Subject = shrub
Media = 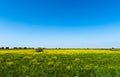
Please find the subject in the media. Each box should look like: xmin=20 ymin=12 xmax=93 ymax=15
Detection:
xmin=36 ymin=48 xmax=43 ymax=52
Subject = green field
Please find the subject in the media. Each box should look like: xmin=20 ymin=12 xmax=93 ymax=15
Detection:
xmin=0 ymin=49 xmax=120 ymax=77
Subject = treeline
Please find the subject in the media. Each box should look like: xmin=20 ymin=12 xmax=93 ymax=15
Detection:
xmin=0 ymin=47 xmax=120 ymax=50
xmin=0 ymin=47 xmax=35 ymax=50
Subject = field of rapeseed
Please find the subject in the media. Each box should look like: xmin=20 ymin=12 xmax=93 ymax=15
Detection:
xmin=0 ymin=49 xmax=120 ymax=77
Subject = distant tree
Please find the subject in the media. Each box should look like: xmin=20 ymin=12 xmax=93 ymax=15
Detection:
xmin=27 ymin=47 xmax=35 ymax=49
xmin=31 ymin=48 xmax=35 ymax=49
xmin=36 ymin=48 xmax=43 ymax=52
xmin=23 ymin=47 xmax=27 ymax=49
xmin=43 ymin=48 xmax=46 ymax=49
xmin=1 ymin=47 xmax=4 ymax=49
xmin=6 ymin=47 xmax=9 ymax=49
xmin=13 ymin=47 xmax=18 ymax=49
xmin=18 ymin=47 xmax=22 ymax=49
xmin=111 ymin=47 xmax=115 ymax=50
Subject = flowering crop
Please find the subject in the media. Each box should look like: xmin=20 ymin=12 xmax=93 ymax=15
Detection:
xmin=0 ymin=49 xmax=120 ymax=77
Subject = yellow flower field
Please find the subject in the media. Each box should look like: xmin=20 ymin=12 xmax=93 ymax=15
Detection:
xmin=0 ymin=49 xmax=120 ymax=54
xmin=0 ymin=49 xmax=120 ymax=77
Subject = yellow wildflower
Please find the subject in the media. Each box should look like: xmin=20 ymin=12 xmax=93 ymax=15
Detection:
xmin=52 ymin=56 xmax=57 ymax=60
xmin=66 ymin=65 xmax=72 ymax=70
xmin=23 ymin=56 xmax=32 ymax=59
xmin=47 ymin=61 xmax=54 ymax=66
xmin=74 ymin=58 xmax=80 ymax=62
xmin=6 ymin=61 xmax=14 ymax=65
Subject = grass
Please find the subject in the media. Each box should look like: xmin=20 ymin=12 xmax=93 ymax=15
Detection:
xmin=0 ymin=49 xmax=120 ymax=77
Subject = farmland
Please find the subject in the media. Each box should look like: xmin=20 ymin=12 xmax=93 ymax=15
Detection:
xmin=0 ymin=49 xmax=120 ymax=77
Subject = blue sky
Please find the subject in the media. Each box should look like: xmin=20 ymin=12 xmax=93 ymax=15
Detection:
xmin=0 ymin=0 xmax=120 ymax=48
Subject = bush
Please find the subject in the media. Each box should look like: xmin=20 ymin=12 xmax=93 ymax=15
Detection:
xmin=36 ymin=48 xmax=43 ymax=52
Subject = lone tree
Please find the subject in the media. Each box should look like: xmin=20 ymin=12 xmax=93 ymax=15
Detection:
xmin=36 ymin=48 xmax=43 ymax=52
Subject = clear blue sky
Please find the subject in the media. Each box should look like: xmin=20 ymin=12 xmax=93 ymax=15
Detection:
xmin=0 ymin=0 xmax=120 ymax=48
